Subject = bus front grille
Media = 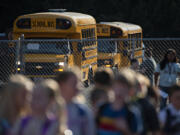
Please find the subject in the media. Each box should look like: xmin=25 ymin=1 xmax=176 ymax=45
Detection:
xmin=24 ymin=62 xmax=57 ymax=75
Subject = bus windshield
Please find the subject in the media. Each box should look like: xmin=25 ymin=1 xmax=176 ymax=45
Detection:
xmin=24 ymin=39 xmax=72 ymax=54
xmin=98 ymin=40 xmax=117 ymax=53
xmin=25 ymin=41 xmax=70 ymax=54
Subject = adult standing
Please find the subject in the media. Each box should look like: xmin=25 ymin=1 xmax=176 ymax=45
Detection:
xmin=140 ymin=48 xmax=157 ymax=85
xmin=154 ymin=49 xmax=180 ymax=108
xmin=154 ymin=49 xmax=180 ymax=94
xmin=130 ymin=58 xmax=140 ymax=72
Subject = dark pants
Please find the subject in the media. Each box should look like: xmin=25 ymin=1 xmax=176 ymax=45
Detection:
xmin=159 ymin=86 xmax=170 ymax=110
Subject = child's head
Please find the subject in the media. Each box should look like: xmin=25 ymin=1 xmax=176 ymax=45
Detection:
xmin=31 ymin=79 xmax=61 ymax=114
xmin=130 ymin=58 xmax=139 ymax=71
xmin=113 ymin=69 xmax=137 ymax=103
xmin=56 ymin=69 xmax=79 ymax=103
xmin=169 ymin=84 xmax=180 ymax=110
xmin=144 ymin=48 xmax=153 ymax=58
xmin=94 ymin=68 xmax=114 ymax=90
xmin=0 ymin=74 xmax=33 ymax=122
xmin=135 ymin=73 xmax=150 ymax=98
xmin=9 ymin=75 xmax=34 ymax=110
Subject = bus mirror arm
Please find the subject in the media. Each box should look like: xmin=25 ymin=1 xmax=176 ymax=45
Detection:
xmin=67 ymin=41 xmax=71 ymax=54
xmin=64 ymin=56 xmax=68 ymax=66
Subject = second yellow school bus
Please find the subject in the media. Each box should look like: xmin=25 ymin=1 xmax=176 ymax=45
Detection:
xmin=97 ymin=22 xmax=143 ymax=69
xmin=13 ymin=10 xmax=97 ymax=83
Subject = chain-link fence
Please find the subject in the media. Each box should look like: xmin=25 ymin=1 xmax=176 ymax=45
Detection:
xmin=0 ymin=40 xmax=17 ymax=82
xmin=143 ymin=38 xmax=180 ymax=63
xmin=0 ymin=38 xmax=180 ymax=84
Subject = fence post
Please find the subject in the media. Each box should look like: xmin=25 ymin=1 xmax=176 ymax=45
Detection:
xmin=19 ymin=34 xmax=25 ymax=74
xmin=15 ymin=38 xmax=21 ymax=73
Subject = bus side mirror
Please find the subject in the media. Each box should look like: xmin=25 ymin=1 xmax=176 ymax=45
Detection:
xmin=115 ymin=41 xmax=118 ymax=53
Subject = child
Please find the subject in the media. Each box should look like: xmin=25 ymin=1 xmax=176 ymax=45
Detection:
xmin=56 ymin=69 xmax=96 ymax=135
xmin=93 ymin=67 xmax=114 ymax=91
xmin=135 ymin=73 xmax=160 ymax=135
xmin=159 ymin=84 xmax=180 ymax=135
xmin=89 ymin=68 xmax=114 ymax=115
xmin=0 ymin=74 xmax=34 ymax=135
xmin=96 ymin=69 xmax=140 ymax=135
xmin=130 ymin=58 xmax=140 ymax=72
xmin=12 ymin=79 xmax=66 ymax=135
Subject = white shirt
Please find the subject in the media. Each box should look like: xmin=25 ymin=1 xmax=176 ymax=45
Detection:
xmin=66 ymin=101 xmax=96 ymax=135
xmin=155 ymin=63 xmax=180 ymax=87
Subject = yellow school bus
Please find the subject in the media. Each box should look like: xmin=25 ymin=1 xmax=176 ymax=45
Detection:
xmin=97 ymin=22 xmax=143 ymax=69
xmin=13 ymin=10 xmax=97 ymax=83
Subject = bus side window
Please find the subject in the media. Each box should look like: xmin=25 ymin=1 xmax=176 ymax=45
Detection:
xmin=128 ymin=34 xmax=131 ymax=50
xmin=78 ymin=42 xmax=82 ymax=52
xmin=139 ymin=33 xmax=142 ymax=48
xmin=136 ymin=34 xmax=139 ymax=48
xmin=82 ymin=50 xmax=86 ymax=60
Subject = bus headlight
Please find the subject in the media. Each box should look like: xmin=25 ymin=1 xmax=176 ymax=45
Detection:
xmin=54 ymin=68 xmax=64 ymax=72
xmin=105 ymin=65 xmax=111 ymax=68
xmin=55 ymin=62 xmax=64 ymax=66
xmin=58 ymin=62 xmax=64 ymax=66
xmin=16 ymin=61 xmax=21 ymax=65
xmin=57 ymin=68 xmax=64 ymax=72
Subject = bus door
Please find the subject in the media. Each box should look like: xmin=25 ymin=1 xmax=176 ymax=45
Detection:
xmin=131 ymin=34 xmax=136 ymax=59
xmin=120 ymin=37 xmax=131 ymax=67
xmin=133 ymin=33 xmax=143 ymax=63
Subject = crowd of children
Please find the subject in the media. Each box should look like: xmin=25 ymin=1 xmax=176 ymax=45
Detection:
xmin=0 ymin=49 xmax=180 ymax=135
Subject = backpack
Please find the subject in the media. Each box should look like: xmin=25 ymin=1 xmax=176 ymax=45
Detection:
xmin=163 ymin=108 xmax=180 ymax=135
xmin=18 ymin=116 xmax=55 ymax=135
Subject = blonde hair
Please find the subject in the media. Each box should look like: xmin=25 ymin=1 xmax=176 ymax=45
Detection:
xmin=0 ymin=74 xmax=34 ymax=124
xmin=10 ymin=74 xmax=34 ymax=91
xmin=35 ymin=79 xmax=67 ymax=134
xmin=136 ymin=73 xmax=150 ymax=87
xmin=136 ymin=73 xmax=150 ymax=98
xmin=115 ymin=68 xmax=137 ymax=89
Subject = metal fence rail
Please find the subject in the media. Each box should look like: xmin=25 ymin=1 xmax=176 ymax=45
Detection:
xmin=0 ymin=38 xmax=180 ymax=83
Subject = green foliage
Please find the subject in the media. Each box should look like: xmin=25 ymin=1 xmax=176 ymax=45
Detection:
xmin=0 ymin=0 xmax=179 ymax=37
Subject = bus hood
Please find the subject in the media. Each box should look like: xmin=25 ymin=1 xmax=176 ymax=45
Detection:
xmin=25 ymin=54 xmax=66 ymax=62
xmin=98 ymin=53 xmax=117 ymax=59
